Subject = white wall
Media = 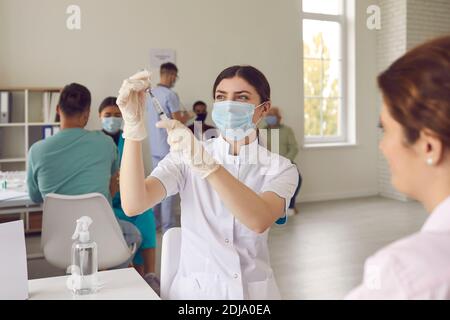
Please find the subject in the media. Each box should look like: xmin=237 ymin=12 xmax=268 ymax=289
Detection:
xmin=407 ymin=0 xmax=450 ymax=49
xmin=377 ymin=0 xmax=408 ymax=201
xmin=0 ymin=0 xmax=380 ymax=203
xmin=0 ymin=0 xmax=303 ymax=128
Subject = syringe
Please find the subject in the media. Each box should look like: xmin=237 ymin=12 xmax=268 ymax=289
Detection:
xmin=145 ymin=88 xmax=169 ymax=121
xmin=129 ymin=70 xmax=170 ymax=121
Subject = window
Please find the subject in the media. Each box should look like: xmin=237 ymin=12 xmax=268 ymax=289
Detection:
xmin=302 ymin=0 xmax=348 ymax=144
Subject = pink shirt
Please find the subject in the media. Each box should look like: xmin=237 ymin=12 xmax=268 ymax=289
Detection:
xmin=346 ymin=196 xmax=450 ymax=300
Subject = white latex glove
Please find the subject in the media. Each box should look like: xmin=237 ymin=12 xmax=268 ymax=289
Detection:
xmin=156 ymin=119 xmax=221 ymax=179
xmin=186 ymin=110 xmax=197 ymax=119
xmin=116 ymin=70 xmax=151 ymax=141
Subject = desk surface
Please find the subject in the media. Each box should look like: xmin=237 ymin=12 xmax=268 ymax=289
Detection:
xmin=28 ymin=268 xmax=160 ymax=300
xmin=0 ymin=190 xmax=36 ymax=208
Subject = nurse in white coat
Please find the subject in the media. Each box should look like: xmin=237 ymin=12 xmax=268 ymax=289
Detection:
xmin=117 ymin=65 xmax=299 ymax=300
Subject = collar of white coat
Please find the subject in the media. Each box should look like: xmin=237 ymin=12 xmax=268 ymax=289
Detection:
xmin=215 ymin=135 xmax=260 ymax=164
xmin=421 ymin=195 xmax=450 ymax=233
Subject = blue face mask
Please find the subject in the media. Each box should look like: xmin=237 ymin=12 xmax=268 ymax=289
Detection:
xmin=102 ymin=117 xmax=123 ymax=134
xmin=265 ymin=115 xmax=278 ymax=126
xmin=212 ymin=101 xmax=266 ymax=141
xmin=195 ymin=113 xmax=207 ymax=122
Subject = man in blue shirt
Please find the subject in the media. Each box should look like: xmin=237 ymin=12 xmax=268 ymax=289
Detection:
xmin=147 ymin=63 xmax=191 ymax=233
xmin=27 ymin=83 xmax=141 ymax=267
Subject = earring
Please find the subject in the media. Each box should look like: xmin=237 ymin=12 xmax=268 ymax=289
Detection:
xmin=426 ymin=158 xmax=434 ymax=166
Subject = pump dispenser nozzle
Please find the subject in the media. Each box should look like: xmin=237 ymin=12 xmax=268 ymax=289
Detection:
xmin=72 ymin=216 xmax=93 ymax=243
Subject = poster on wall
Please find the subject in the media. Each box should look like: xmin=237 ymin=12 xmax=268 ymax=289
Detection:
xmin=149 ymin=48 xmax=176 ymax=69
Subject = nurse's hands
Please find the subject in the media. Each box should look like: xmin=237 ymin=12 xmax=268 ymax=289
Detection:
xmin=116 ymin=70 xmax=151 ymax=141
xmin=156 ymin=119 xmax=221 ymax=179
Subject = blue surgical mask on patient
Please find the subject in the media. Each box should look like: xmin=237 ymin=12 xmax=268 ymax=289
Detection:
xmin=102 ymin=117 xmax=123 ymax=134
xmin=212 ymin=101 xmax=266 ymax=141
xmin=264 ymin=115 xmax=278 ymax=126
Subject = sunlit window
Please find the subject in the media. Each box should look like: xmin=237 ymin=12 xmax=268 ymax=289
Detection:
xmin=303 ymin=0 xmax=342 ymax=15
xmin=302 ymin=0 xmax=347 ymax=144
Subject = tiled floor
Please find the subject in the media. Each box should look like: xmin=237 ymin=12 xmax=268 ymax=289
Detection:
xmin=269 ymin=196 xmax=427 ymax=299
xmin=26 ymin=196 xmax=428 ymax=300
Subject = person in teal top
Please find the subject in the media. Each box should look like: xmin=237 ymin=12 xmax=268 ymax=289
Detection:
xmin=28 ymin=85 xmax=119 ymax=203
xmin=98 ymin=97 xmax=158 ymax=282
xmin=27 ymin=83 xmax=142 ymax=269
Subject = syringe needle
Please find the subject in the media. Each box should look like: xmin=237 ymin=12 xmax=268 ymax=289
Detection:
xmin=146 ymin=89 xmax=169 ymax=120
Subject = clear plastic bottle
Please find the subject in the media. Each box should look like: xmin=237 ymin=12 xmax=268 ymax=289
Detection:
xmin=69 ymin=216 xmax=98 ymax=295
xmin=0 ymin=172 xmax=7 ymax=190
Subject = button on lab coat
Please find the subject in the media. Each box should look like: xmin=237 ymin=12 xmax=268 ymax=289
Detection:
xmin=151 ymin=136 xmax=299 ymax=300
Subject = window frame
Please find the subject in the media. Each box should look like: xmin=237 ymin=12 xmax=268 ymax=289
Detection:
xmin=301 ymin=0 xmax=349 ymax=145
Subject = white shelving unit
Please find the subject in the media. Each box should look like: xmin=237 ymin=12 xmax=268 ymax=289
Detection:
xmin=0 ymin=87 xmax=62 ymax=172
xmin=0 ymin=87 xmax=62 ymax=233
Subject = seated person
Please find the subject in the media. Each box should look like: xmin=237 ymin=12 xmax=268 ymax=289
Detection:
xmin=259 ymin=107 xmax=302 ymax=216
xmin=98 ymin=97 xmax=159 ymax=286
xmin=27 ymin=83 xmax=141 ymax=268
xmin=188 ymin=100 xmax=218 ymax=140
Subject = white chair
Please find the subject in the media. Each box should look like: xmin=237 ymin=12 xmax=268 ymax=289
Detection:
xmin=160 ymin=227 xmax=182 ymax=300
xmin=41 ymin=193 xmax=136 ymax=270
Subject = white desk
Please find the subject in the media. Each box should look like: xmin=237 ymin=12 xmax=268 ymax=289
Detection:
xmin=0 ymin=190 xmax=38 ymax=210
xmin=28 ymin=268 xmax=161 ymax=300
xmin=0 ymin=190 xmax=42 ymax=232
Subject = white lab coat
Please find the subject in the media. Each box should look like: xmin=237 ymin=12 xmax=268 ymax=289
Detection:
xmin=151 ymin=136 xmax=299 ymax=300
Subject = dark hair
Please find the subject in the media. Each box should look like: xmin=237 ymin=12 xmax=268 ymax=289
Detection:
xmin=192 ymin=100 xmax=207 ymax=110
xmin=160 ymin=62 xmax=178 ymax=74
xmin=58 ymin=83 xmax=91 ymax=117
xmin=98 ymin=96 xmax=118 ymax=114
xmin=212 ymin=65 xmax=271 ymax=103
xmin=378 ymin=35 xmax=450 ymax=147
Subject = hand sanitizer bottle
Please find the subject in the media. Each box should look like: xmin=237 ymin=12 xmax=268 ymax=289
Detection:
xmin=69 ymin=216 xmax=98 ymax=295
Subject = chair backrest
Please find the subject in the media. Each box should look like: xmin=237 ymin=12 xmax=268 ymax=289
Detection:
xmin=160 ymin=227 xmax=182 ymax=300
xmin=41 ymin=193 xmax=131 ymax=270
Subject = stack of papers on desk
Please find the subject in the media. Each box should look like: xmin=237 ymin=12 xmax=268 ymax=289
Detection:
xmin=0 ymin=190 xmax=29 ymax=202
